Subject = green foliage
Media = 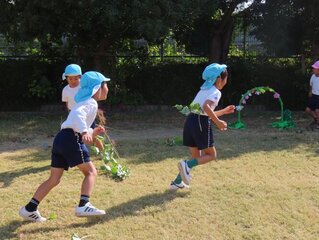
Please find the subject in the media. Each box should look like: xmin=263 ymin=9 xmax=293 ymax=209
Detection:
xmin=0 ymin=59 xmax=65 ymax=110
xmin=91 ymin=135 xmax=130 ymax=181
xmin=250 ymin=0 xmax=319 ymax=57
xmin=28 ymin=76 xmax=54 ymax=99
xmin=48 ymin=212 xmax=57 ymax=220
xmin=125 ymin=62 xmax=204 ymax=105
xmin=174 ymin=102 xmax=202 ymax=116
xmin=0 ymin=0 xmax=209 ymax=61
xmin=165 ymin=136 xmax=182 ymax=146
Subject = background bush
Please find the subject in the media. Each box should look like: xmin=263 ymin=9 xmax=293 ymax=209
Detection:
xmin=0 ymin=57 xmax=310 ymax=111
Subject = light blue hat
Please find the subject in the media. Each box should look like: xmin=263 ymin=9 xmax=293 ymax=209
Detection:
xmin=75 ymin=71 xmax=110 ymax=103
xmin=201 ymin=63 xmax=227 ymax=90
xmin=62 ymin=64 xmax=82 ymax=80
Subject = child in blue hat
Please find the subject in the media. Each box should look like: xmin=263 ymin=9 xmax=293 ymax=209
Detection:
xmin=19 ymin=71 xmax=110 ymax=222
xmin=170 ymin=63 xmax=235 ymax=190
xmin=61 ymin=64 xmax=105 ymax=152
xmin=62 ymin=64 xmax=82 ymax=111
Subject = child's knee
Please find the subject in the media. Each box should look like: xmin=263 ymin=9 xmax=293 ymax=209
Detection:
xmin=84 ymin=168 xmax=97 ymax=177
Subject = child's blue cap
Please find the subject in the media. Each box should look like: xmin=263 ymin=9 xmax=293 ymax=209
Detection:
xmin=75 ymin=71 xmax=110 ymax=103
xmin=62 ymin=64 xmax=82 ymax=80
xmin=201 ymin=63 xmax=227 ymax=90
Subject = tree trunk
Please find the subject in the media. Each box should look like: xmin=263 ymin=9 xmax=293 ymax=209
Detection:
xmin=208 ymin=3 xmax=236 ymax=63
xmin=209 ymin=20 xmax=234 ymax=63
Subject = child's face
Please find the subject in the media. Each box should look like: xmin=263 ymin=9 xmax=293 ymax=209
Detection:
xmin=66 ymin=75 xmax=81 ymax=88
xmin=215 ymin=76 xmax=228 ymax=90
xmin=312 ymin=68 xmax=319 ymax=77
xmin=93 ymin=82 xmax=108 ymax=101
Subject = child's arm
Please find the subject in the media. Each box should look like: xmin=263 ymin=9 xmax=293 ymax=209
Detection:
xmin=65 ymin=102 xmax=70 ymax=112
xmin=215 ymin=105 xmax=236 ymax=117
xmin=203 ymin=100 xmax=227 ymax=130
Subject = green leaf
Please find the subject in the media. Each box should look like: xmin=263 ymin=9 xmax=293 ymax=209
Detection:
xmin=180 ymin=106 xmax=190 ymax=115
xmin=90 ymin=146 xmax=100 ymax=154
xmin=96 ymin=135 xmax=104 ymax=141
xmin=174 ymin=104 xmax=183 ymax=111
xmin=48 ymin=212 xmax=57 ymax=220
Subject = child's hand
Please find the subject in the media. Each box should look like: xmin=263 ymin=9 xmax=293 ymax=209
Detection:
xmin=216 ymin=120 xmax=227 ymax=131
xmin=82 ymin=132 xmax=93 ymax=144
xmin=93 ymin=126 xmax=106 ymax=136
xmin=225 ymin=105 xmax=236 ymax=114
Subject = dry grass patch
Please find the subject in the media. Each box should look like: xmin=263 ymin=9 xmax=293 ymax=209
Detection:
xmin=0 ymin=111 xmax=318 ymax=240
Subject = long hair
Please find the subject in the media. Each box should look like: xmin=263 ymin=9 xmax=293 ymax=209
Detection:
xmin=96 ymin=109 xmax=106 ymax=126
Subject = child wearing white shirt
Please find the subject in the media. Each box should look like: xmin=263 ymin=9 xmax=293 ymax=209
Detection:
xmin=61 ymin=64 xmax=82 ymax=111
xmin=170 ymin=63 xmax=235 ymax=190
xmin=19 ymin=71 xmax=110 ymax=222
xmin=305 ymin=60 xmax=319 ymax=129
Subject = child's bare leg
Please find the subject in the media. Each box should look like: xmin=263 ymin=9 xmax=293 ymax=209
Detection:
xmin=189 ymin=147 xmax=201 ymax=158
xmin=197 ymin=147 xmax=217 ymax=165
xmin=305 ymin=107 xmax=317 ymax=120
xmin=33 ymin=167 xmax=64 ymax=202
xmin=77 ymin=162 xmax=97 ymax=196
xmin=75 ymin=162 xmax=105 ymax=216
xmin=22 ymin=167 xmax=64 ymax=214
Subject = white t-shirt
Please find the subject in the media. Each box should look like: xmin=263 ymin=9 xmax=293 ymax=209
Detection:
xmin=62 ymin=85 xmax=80 ymax=110
xmin=193 ymin=86 xmax=221 ymax=115
xmin=61 ymin=98 xmax=97 ymax=135
xmin=310 ymin=74 xmax=319 ymax=95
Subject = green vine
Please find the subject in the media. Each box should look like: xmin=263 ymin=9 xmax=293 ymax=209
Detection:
xmin=174 ymin=102 xmax=202 ymax=115
xmin=91 ymin=135 xmax=130 ymax=181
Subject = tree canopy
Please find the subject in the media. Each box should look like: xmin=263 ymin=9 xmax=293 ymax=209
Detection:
xmin=250 ymin=0 xmax=319 ymax=59
xmin=0 ymin=0 xmax=318 ymax=65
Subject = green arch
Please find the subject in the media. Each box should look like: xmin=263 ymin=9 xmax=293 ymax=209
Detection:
xmin=229 ymin=86 xmax=295 ymax=129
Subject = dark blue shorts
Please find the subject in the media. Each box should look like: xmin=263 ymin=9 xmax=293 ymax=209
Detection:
xmin=51 ymin=129 xmax=91 ymax=170
xmin=306 ymin=94 xmax=319 ymax=111
xmin=183 ymin=113 xmax=214 ymax=150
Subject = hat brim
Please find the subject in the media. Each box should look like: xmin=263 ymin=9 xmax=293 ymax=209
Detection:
xmin=62 ymin=73 xmax=81 ymax=80
xmin=92 ymin=84 xmax=101 ymax=96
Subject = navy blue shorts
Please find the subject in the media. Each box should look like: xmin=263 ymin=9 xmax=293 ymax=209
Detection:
xmin=306 ymin=94 xmax=319 ymax=111
xmin=183 ymin=113 xmax=214 ymax=150
xmin=51 ymin=129 xmax=91 ymax=170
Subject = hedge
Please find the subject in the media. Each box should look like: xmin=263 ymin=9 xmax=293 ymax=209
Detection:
xmin=0 ymin=57 xmax=309 ymax=111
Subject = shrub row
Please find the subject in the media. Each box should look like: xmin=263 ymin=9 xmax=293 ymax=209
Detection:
xmin=0 ymin=57 xmax=309 ymax=111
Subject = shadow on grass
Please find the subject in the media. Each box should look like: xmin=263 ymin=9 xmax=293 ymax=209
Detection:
xmin=0 ymin=165 xmax=49 ymax=188
xmin=0 ymin=220 xmax=29 ymax=239
xmin=14 ymin=190 xmax=189 ymax=237
xmin=123 ymin=127 xmax=319 ymax=165
xmin=72 ymin=190 xmax=189 ymax=227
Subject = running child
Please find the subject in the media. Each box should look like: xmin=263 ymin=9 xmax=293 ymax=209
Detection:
xmin=62 ymin=64 xmax=82 ymax=111
xmin=19 ymin=71 xmax=110 ymax=222
xmin=305 ymin=60 xmax=319 ymax=129
xmin=170 ymin=63 xmax=235 ymax=190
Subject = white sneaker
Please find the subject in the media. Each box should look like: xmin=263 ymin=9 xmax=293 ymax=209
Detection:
xmin=169 ymin=181 xmax=189 ymax=191
xmin=19 ymin=207 xmax=47 ymax=222
xmin=178 ymin=160 xmax=191 ymax=185
xmin=75 ymin=202 xmax=105 ymax=217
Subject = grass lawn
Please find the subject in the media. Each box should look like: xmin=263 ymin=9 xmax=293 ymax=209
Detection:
xmin=0 ymin=110 xmax=318 ymax=240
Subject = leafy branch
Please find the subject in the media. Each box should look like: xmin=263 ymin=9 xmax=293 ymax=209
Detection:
xmin=174 ymin=102 xmax=202 ymax=116
xmin=91 ymin=135 xmax=130 ymax=181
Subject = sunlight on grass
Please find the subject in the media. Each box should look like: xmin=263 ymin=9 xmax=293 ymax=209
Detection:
xmin=0 ymin=112 xmax=318 ymax=239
